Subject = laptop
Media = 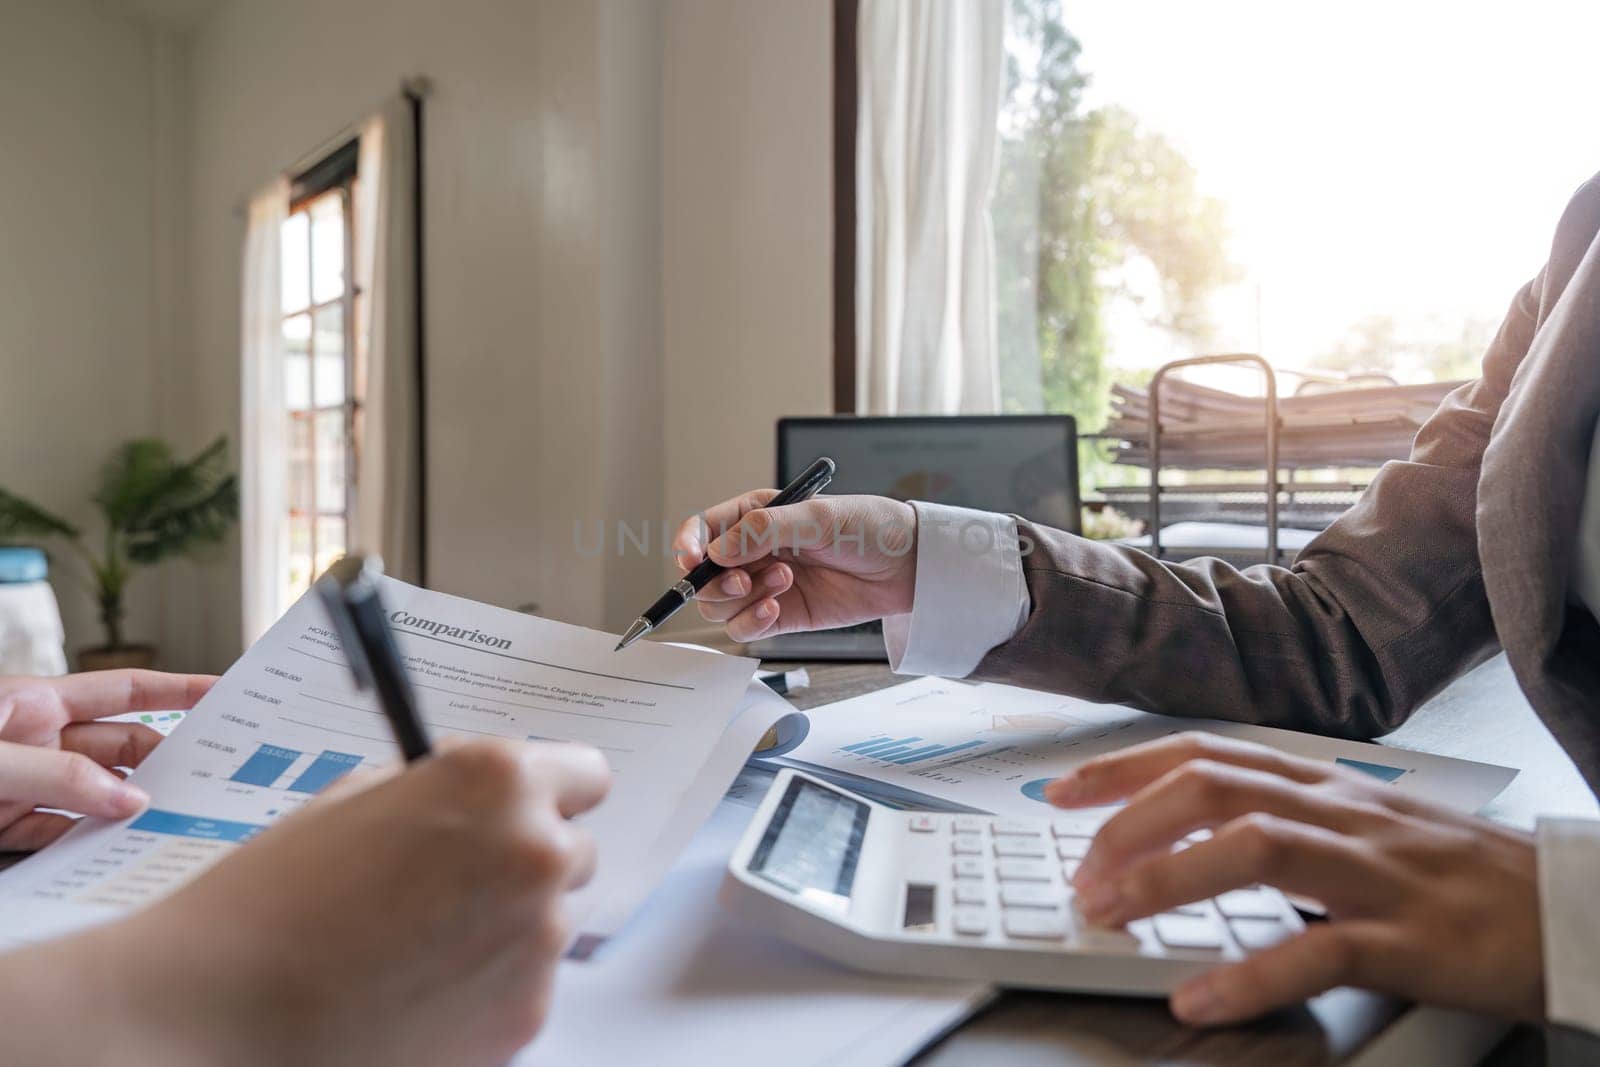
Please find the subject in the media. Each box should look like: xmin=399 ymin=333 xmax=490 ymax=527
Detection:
xmin=751 ymin=415 xmax=1080 ymax=661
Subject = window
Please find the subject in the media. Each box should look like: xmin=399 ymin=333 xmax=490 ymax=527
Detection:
xmin=991 ymin=0 xmax=1598 ymax=426
xmin=279 ymin=183 xmax=360 ymax=609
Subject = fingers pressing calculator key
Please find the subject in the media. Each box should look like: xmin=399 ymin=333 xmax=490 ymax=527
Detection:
xmin=723 ymin=770 xmax=1305 ymax=996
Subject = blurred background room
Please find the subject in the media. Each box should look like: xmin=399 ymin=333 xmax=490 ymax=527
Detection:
xmin=0 ymin=0 xmax=1594 ymax=674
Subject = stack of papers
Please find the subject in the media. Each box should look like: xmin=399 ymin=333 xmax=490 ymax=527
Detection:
xmin=1107 ymin=377 xmax=1463 ymax=471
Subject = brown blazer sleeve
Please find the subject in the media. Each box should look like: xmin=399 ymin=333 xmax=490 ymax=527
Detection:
xmin=969 ymin=274 xmax=1543 ymax=739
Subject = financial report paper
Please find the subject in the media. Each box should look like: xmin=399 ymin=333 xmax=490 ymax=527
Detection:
xmin=0 ymin=578 xmax=767 ymax=948
xmin=765 ymin=677 xmax=1518 ymax=819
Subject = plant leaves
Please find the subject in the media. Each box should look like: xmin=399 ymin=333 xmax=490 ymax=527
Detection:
xmin=0 ymin=486 xmax=80 ymax=542
xmin=124 ymin=477 xmax=239 ymax=563
xmin=94 ymin=435 xmax=238 ymax=564
xmin=95 ymin=437 xmax=234 ymax=530
xmin=93 ymin=439 xmax=178 ymax=527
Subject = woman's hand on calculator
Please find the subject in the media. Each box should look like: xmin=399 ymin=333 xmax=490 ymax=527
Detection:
xmin=672 ymin=491 xmax=918 ymax=642
xmin=1045 ymin=733 xmax=1543 ymax=1028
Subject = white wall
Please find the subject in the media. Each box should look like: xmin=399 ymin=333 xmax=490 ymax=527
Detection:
xmin=0 ymin=1 xmax=183 ymax=662
xmin=172 ymin=0 xmax=833 ymax=670
xmin=2 ymin=0 xmax=832 ymax=671
xmin=661 ymin=0 xmax=834 ymax=552
xmin=177 ymin=0 xmax=653 ymax=670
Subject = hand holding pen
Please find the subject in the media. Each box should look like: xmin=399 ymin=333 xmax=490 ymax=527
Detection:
xmin=665 ymin=482 xmax=921 ymax=645
xmin=315 ymin=554 xmax=434 ymax=761
xmin=615 ymin=457 xmax=836 ymax=650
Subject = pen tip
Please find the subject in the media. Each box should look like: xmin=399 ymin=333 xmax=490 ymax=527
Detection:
xmin=614 ymin=618 xmax=651 ymax=652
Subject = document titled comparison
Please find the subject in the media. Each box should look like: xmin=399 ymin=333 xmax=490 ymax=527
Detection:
xmin=0 ymin=579 xmax=773 ymax=949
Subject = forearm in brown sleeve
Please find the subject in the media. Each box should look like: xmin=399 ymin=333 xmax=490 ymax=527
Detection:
xmin=970 ymin=274 xmax=1544 ymax=738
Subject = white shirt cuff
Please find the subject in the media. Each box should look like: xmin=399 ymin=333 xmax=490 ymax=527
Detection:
xmin=883 ymin=502 xmax=1029 ymax=678
xmin=1539 ymin=816 xmax=1600 ymax=1034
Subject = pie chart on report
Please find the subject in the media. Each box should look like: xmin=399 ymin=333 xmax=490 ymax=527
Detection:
xmin=1020 ymin=778 xmax=1054 ymax=804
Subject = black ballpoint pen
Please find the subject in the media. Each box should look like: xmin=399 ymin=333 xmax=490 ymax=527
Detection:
xmin=614 ymin=456 xmax=836 ymax=651
xmin=315 ymin=554 xmax=434 ymax=762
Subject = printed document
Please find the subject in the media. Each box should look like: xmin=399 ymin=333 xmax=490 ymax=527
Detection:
xmin=763 ymin=677 xmax=1517 ymax=818
xmin=0 ymin=578 xmax=771 ymax=947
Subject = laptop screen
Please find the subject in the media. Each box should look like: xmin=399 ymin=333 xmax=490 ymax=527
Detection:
xmin=777 ymin=416 xmax=1080 ymax=533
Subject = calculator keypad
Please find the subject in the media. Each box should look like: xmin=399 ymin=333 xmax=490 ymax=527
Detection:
xmin=911 ymin=814 xmax=1297 ymax=958
xmin=1055 ymin=837 xmax=1091 ymax=860
xmin=1003 ymin=909 xmax=1069 ymax=939
xmin=952 ymin=907 xmax=991 ymax=935
xmin=999 ymin=883 xmax=1060 ymax=908
xmin=1152 ymin=913 xmax=1225 ymax=950
xmin=994 ymin=837 xmax=1050 ymax=858
xmin=952 ymin=881 xmax=988 ymax=906
xmin=994 ymin=858 xmax=1054 ymax=882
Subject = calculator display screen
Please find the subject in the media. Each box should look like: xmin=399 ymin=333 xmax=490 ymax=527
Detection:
xmin=749 ymin=777 xmax=870 ymax=911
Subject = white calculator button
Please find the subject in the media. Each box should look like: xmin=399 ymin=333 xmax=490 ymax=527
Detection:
xmin=1166 ymin=901 xmax=1209 ymax=917
xmin=1215 ymin=888 xmax=1283 ymax=919
xmin=1060 ymin=859 xmax=1080 ymax=881
xmin=1050 ymin=814 xmax=1101 ymax=838
xmin=995 ymin=858 xmax=1054 ymax=882
xmin=953 ymin=816 xmax=985 ymax=834
xmin=1153 ymin=913 xmax=1225 ymax=950
xmin=1075 ymin=923 xmax=1141 ymax=952
xmin=952 ymin=834 xmax=985 ymax=855
xmin=1002 ymin=909 xmax=1068 ymax=940
xmin=1228 ymin=917 xmax=1293 ymax=951
xmin=952 ymin=882 xmax=988 ymax=906
xmin=908 ymin=814 xmax=939 ymax=833
xmin=993 ymin=837 xmax=1050 ymax=858
xmin=1056 ymin=837 xmax=1092 ymax=860
xmin=953 ymin=907 xmax=991 ymax=936
xmin=953 ymin=857 xmax=986 ymax=879
xmin=991 ymin=818 xmax=1043 ymax=836
xmin=1000 ymin=883 xmax=1065 ymax=909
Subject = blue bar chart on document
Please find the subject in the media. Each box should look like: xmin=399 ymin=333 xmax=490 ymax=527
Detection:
xmin=767 ymin=677 xmax=1513 ymax=820
xmin=772 ymin=678 xmax=1172 ymax=817
xmin=0 ymin=574 xmax=767 ymax=950
xmin=10 ymin=726 xmax=387 ymax=913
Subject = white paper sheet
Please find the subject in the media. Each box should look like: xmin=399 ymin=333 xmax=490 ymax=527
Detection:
xmin=517 ymin=797 xmax=991 ymax=1067
xmin=767 ymin=677 xmax=1517 ymax=819
xmin=0 ymin=578 xmax=766 ymax=945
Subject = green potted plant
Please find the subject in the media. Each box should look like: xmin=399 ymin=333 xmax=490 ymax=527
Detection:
xmin=0 ymin=437 xmax=239 ymax=670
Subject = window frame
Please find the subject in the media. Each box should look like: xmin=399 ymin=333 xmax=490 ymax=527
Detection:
xmin=280 ymin=181 xmax=361 ymax=604
xmin=833 ymin=0 xmax=859 ymax=414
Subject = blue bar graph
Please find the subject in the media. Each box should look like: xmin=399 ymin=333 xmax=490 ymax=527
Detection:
xmin=891 ymin=740 xmax=985 ymax=765
xmin=864 ymin=743 xmax=923 ymax=760
xmin=287 ymin=750 xmax=363 ymax=794
xmin=837 ymin=735 xmax=988 ymax=766
xmin=842 ymin=736 xmax=920 ymax=755
xmin=129 ymin=809 xmax=266 ymax=843
xmin=229 ymin=744 xmax=301 ymax=787
xmin=1335 ymin=756 xmax=1407 ymax=783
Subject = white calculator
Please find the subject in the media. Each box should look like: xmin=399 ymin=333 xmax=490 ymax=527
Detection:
xmin=721 ymin=769 xmax=1304 ymax=995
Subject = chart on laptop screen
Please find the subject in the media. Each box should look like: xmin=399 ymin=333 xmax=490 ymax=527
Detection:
xmin=779 ymin=417 xmax=1079 ymax=532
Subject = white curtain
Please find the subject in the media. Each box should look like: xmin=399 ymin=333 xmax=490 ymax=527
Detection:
xmin=352 ymin=98 xmax=422 ymax=584
xmin=240 ymin=179 xmax=290 ymax=644
xmin=857 ymin=0 xmax=1006 ymax=414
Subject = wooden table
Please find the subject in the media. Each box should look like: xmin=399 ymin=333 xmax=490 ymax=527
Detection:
xmin=743 ymin=649 xmax=1597 ymax=1066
